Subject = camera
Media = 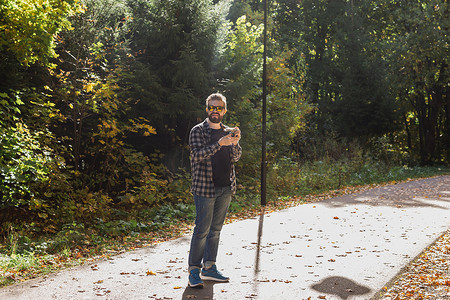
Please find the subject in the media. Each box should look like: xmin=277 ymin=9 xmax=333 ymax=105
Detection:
xmin=224 ymin=127 xmax=238 ymax=137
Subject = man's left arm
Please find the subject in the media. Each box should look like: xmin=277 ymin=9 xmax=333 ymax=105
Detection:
xmin=230 ymin=143 xmax=242 ymax=163
xmin=229 ymin=127 xmax=242 ymax=163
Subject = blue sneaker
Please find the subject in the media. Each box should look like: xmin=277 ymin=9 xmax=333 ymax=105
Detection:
xmin=188 ymin=268 xmax=204 ymax=288
xmin=200 ymin=265 xmax=229 ymax=282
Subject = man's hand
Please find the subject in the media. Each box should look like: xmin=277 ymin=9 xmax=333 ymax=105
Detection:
xmin=219 ymin=127 xmax=241 ymax=146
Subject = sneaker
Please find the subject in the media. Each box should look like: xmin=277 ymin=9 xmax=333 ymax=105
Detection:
xmin=188 ymin=268 xmax=204 ymax=288
xmin=200 ymin=265 xmax=230 ymax=282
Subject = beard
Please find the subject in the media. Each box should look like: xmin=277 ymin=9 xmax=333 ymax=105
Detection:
xmin=208 ymin=113 xmax=223 ymax=123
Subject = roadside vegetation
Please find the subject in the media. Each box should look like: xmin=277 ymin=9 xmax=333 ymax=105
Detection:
xmin=1 ymin=163 xmax=448 ymax=287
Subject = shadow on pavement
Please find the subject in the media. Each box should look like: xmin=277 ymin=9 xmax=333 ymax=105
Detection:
xmin=254 ymin=207 xmax=265 ymax=275
xmin=180 ymin=208 xmax=268 ymax=300
xmin=311 ymin=276 xmax=371 ymax=300
xmin=181 ymin=281 xmax=228 ymax=299
xmin=322 ymin=176 xmax=450 ymax=209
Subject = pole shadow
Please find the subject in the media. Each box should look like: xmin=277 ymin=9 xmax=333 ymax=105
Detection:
xmin=254 ymin=206 xmax=265 ymax=275
xmin=250 ymin=207 xmax=266 ymax=298
xmin=311 ymin=276 xmax=371 ymax=300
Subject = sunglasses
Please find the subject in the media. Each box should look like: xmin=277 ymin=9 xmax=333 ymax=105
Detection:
xmin=207 ymin=105 xmax=225 ymax=112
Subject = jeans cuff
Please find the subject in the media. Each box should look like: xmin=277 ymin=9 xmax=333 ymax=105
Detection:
xmin=204 ymin=261 xmax=215 ymax=269
xmin=188 ymin=266 xmax=201 ymax=272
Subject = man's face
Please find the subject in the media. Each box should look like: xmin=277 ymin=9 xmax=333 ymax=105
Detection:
xmin=206 ymin=99 xmax=226 ymax=124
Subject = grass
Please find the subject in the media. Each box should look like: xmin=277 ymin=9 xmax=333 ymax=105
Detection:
xmin=0 ymin=163 xmax=448 ymax=287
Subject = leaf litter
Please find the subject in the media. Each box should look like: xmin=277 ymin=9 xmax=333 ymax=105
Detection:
xmin=379 ymin=229 xmax=450 ymax=300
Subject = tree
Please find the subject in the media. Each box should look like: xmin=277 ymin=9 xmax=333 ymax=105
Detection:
xmin=275 ymin=0 xmax=400 ymax=147
xmin=0 ymin=0 xmax=82 ymax=67
xmin=0 ymin=0 xmax=82 ymax=233
xmin=125 ymin=0 xmax=232 ymax=170
xmin=367 ymin=0 xmax=448 ymax=164
xmin=51 ymin=0 xmax=159 ymax=197
xmin=330 ymin=1 xmax=399 ymax=139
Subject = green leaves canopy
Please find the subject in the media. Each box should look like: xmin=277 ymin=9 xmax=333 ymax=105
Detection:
xmin=0 ymin=0 xmax=82 ymax=66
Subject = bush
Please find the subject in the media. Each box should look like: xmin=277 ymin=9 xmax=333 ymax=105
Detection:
xmin=0 ymin=123 xmax=51 ymax=209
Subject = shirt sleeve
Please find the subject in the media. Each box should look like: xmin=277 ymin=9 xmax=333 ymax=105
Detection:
xmin=189 ymin=125 xmax=221 ymax=163
xmin=230 ymin=143 xmax=242 ymax=163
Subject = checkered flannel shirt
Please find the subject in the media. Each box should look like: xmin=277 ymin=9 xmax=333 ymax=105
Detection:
xmin=189 ymin=119 xmax=242 ymax=198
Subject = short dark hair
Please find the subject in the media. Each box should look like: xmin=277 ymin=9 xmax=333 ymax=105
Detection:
xmin=205 ymin=93 xmax=227 ymax=109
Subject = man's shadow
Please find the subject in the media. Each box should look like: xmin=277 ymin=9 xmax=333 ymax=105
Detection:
xmin=181 ymin=282 xmax=228 ymax=299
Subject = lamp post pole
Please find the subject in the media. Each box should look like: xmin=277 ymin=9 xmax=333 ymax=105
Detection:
xmin=261 ymin=0 xmax=268 ymax=206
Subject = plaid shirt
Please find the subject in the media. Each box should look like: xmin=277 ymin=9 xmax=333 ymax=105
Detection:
xmin=189 ymin=119 xmax=242 ymax=198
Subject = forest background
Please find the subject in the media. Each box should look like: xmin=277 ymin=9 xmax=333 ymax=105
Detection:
xmin=0 ymin=0 xmax=448 ymax=283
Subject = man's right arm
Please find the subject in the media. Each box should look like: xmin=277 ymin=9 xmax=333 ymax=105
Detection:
xmin=189 ymin=126 xmax=221 ymax=164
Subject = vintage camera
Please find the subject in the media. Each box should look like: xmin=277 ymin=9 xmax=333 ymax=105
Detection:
xmin=224 ymin=127 xmax=238 ymax=137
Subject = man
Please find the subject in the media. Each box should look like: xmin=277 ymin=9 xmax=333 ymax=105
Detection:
xmin=187 ymin=93 xmax=242 ymax=288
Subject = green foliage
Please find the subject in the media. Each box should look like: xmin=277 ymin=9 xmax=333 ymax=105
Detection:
xmin=0 ymin=123 xmax=50 ymax=208
xmin=0 ymin=91 xmax=22 ymax=125
xmin=0 ymin=251 xmax=39 ymax=271
xmin=0 ymin=89 xmax=59 ymax=213
xmin=94 ymin=203 xmax=194 ymax=237
xmin=125 ymin=0 xmax=232 ymax=160
xmin=118 ymin=166 xmax=192 ymax=217
xmin=219 ymin=15 xmax=264 ymax=103
xmin=265 ymin=49 xmax=312 ymax=155
xmin=45 ymin=222 xmax=87 ymax=252
xmin=0 ymin=0 xmax=83 ymax=66
xmin=368 ymin=0 xmax=449 ymax=164
xmin=274 ymin=0 xmax=448 ymax=164
xmin=218 ymin=14 xmax=265 ymax=183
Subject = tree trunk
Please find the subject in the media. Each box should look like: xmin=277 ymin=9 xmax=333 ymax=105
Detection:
xmin=403 ymin=113 xmax=412 ymax=151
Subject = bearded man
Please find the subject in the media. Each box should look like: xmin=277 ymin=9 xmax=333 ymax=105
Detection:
xmin=187 ymin=93 xmax=242 ymax=288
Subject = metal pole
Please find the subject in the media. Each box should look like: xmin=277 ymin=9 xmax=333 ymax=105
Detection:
xmin=261 ymin=0 xmax=267 ymax=206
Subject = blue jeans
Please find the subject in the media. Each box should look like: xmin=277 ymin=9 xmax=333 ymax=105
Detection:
xmin=188 ymin=186 xmax=232 ymax=269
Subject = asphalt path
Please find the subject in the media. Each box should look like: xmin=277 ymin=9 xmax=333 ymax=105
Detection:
xmin=1 ymin=176 xmax=449 ymax=300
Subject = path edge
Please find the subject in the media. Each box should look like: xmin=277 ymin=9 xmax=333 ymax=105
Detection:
xmin=370 ymin=229 xmax=449 ymax=299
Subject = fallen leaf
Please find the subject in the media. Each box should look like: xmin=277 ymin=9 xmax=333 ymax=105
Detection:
xmin=147 ymin=270 xmax=156 ymax=276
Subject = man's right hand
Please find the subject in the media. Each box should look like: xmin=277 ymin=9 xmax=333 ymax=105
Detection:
xmin=218 ymin=133 xmax=240 ymax=146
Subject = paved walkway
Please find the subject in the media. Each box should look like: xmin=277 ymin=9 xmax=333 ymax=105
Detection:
xmin=1 ymin=176 xmax=449 ymax=300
